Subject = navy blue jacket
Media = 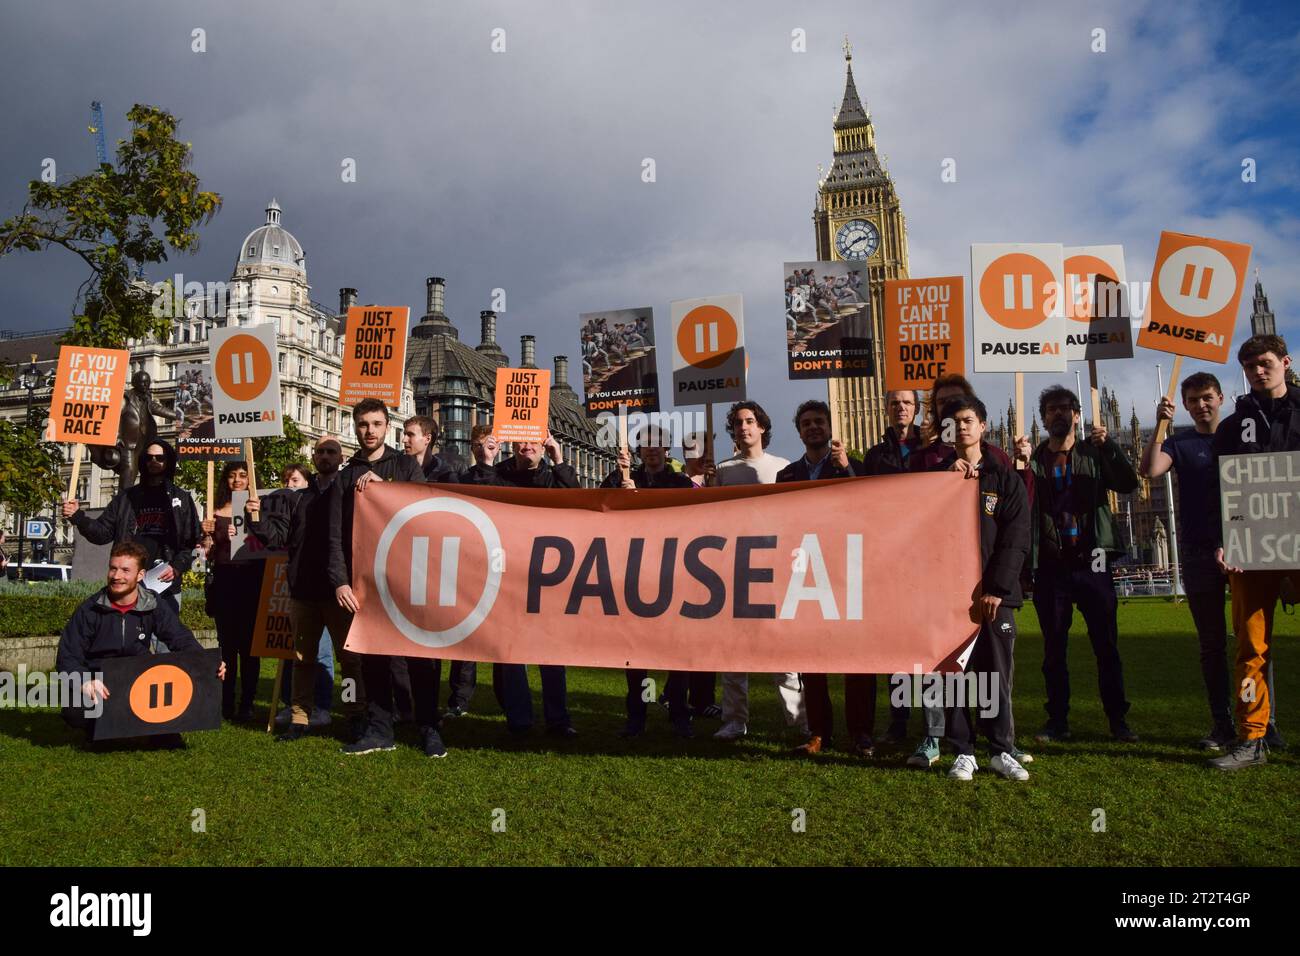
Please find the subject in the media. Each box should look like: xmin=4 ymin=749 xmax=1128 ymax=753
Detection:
xmin=56 ymin=587 xmax=202 ymax=673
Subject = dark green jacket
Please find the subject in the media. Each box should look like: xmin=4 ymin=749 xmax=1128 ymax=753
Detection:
xmin=1027 ymin=437 xmax=1139 ymax=569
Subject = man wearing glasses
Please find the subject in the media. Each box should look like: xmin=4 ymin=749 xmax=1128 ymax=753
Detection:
xmin=1015 ymin=386 xmax=1140 ymax=744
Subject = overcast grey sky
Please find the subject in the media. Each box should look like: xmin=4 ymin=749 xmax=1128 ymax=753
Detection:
xmin=2 ymin=0 xmax=1297 ymax=459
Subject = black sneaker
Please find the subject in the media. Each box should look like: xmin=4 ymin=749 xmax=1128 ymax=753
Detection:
xmin=853 ymin=734 xmax=876 ymax=757
xmin=1034 ymin=723 xmax=1071 ymax=743
xmin=1110 ymin=722 xmax=1139 ymax=743
xmin=421 ymin=726 xmax=447 ymax=758
xmin=341 ymin=735 xmax=397 ymax=756
xmin=1264 ymin=725 xmax=1288 ymax=752
xmin=276 ymin=724 xmax=309 ymax=743
xmin=1198 ymin=724 xmax=1236 ymax=751
xmin=1208 ymin=738 xmax=1268 ymax=771
xmin=347 ymin=715 xmax=368 ymax=743
xmin=546 ymin=724 xmax=578 ymax=738
xmin=443 ymin=705 xmax=467 ymax=719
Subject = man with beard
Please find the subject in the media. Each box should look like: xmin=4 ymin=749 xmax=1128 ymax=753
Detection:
xmin=777 ymin=400 xmax=871 ymax=756
xmin=1016 ymin=386 xmax=1139 ymax=744
xmin=463 ymin=428 xmax=580 ymax=737
xmin=329 ymin=399 xmax=444 ymax=758
xmin=62 ymin=439 xmax=201 ymax=616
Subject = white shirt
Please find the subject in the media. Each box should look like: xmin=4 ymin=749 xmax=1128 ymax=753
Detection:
xmin=716 ymin=452 xmax=790 ymax=486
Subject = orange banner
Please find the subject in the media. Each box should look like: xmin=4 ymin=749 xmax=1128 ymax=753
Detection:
xmin=49 ymin=346 xmax=129 ymax=445
xmin=340 ymin=305 xmax=410 ymax=406
xmin=346 ymin=477 xmax=982 ymax=673
xmin=251 ymin=555 xmax=295 ymax=659
xmin=493 ymin=367 xmax=551 ymax=443
xmin=883 ymin=276 xmax=965 ymax=391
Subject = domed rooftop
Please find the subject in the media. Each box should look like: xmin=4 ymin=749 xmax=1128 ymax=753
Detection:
xmin=237 ymin=199 xmax=305 ymax=272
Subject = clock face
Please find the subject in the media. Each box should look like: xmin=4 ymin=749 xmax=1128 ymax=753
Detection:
xmin=835 ymin=219 xmax=879 ymax=261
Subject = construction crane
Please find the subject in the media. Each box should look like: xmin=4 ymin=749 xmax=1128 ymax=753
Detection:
xmin=89 ymin=101 xmax=108 ymax=167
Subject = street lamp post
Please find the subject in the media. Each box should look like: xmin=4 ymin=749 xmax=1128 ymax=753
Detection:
xmin=14 ymin=355 xmax=41 ymax=582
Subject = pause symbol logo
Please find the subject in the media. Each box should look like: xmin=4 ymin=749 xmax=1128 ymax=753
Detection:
xmin=128 ymin=664 xmax=194 ymax=723
xmin=677 ymin=304 xmax=739 ymax=369
xmin=214 ymin=333 xmax=273 ymax=402
xmin=980 ymin=253 xmax=1058 ymax=330
xmin=1157 ymin=244 xmax=1237 ymax=319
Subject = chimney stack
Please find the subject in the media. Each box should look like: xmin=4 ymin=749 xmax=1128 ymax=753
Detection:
xmin=520 ymin=334 xmax=537 ymax=369
xmin=480 ymin=310 xmax=498 ymax=347
xmin=426 ymin=277 xmax=446 ymax=316
xmin=339 ymin=287 xmax=358 ymax=315
xmin=553 ymin=355 xmax=569 ymax=389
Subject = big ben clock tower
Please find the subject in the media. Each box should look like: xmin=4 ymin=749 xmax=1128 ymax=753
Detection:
xmin=813 ymin=38 xmax=911 ymax=452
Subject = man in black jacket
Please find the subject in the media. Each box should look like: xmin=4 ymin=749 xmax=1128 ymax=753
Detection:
xmin=1209 ymin=334 xmax=1299 ymax=770
xmin=862 ymin=389 xmax=923 ymax=476
xmin=329 ymin=399 xmax=445 ymax=758
xmin=62 ymin=439 xmax=201 ymax=614
xmin=260 ymin=438 xmax=368 ymax=743
xmin=57 ymin=541 xmax=225 ymax=746
xmin=463 ymin=428 xmax=579 ymax=736
xmin=925 ymin=396 xmax=1031 ymax=780
xmin=776 ymin=400 xmax=873 ymax=757
xmin=601 ymin=425 xmax=695 ymax=738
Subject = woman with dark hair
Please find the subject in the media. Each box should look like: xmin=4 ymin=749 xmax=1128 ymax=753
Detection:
xmin=200 ymin=460 xmax=263 ymax=721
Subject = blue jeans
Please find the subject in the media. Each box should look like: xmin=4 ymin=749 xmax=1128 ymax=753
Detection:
xmin=493 ymin=663 xmax=570 ymax=730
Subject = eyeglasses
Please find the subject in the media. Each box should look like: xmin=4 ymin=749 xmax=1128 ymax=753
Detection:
xmin=143 ymin=454 xmax=167 ymax=461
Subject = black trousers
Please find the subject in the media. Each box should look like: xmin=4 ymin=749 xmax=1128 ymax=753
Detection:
xmin=361 ymin=654 xmax=440 ymax=740
xmin=625 ymin=669 xmax=689 ymax=730
xmin=802 ymin=673 xmax=876 ymax=741
xmin=688 ymin=672 xmax=716 ymax=712
xmin=946 ymin=607 xmax=1016 ymax=757
xmin=212 ymin=562 xmax=262 ymax=717
xmin=441 ymin=660 xmax=477 ymax=711
xmin=1033 ymin=560 xmax=1130 ymax=727
xmin=1186 ymin=585 xmax=1233 ymax=730
xmin=390 ymin=657 xmax=414 ymax=721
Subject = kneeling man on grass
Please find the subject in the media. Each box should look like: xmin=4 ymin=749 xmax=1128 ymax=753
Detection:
xmin=56 ymin=542 xmax=225 ymax=748
xmin=923 ymin=396 xmax=1031 ymax=781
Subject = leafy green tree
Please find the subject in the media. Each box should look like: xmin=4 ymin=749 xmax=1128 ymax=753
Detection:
xmin=0 ymin=419 xmax=64 ymax=518
xmin=0 ymin=104 xmax=221 ymax=349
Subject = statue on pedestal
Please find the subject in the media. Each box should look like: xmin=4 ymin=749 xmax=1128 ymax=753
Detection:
xmin=87 ymin=370 xmax=173 ymax=492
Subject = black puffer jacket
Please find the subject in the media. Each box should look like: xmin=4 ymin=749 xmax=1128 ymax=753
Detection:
xmin=464 ymin=456 xmax=579 ymax=489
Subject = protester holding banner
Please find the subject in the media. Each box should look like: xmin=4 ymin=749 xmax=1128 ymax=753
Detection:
xmin=327 ymin=399 xmax=443 ymax=757
xmin=777 ymin=400 xmax=871 ymax=756
xmin=1139 ymin=372 xmax=1262 ymax=752
xmin=922 ymin=396 xmax=1031 ymax=780
xmin=863 ymin=390 xmax=923 ymax=475
xmin=1209 ymin=334 xmax=1298 ymax=770
xmin=1015 ymin=386 xmax=1139 ymax=744
xmin=199 ymin=460 xmax=263 ymax=721
xmin=62 ymin=439 xmax=201 ymax=614
xmin=261 ymin=439 xmax=368 ymax=743
xmin=713 ymin=400 xmax=806 ymax=741
xmin=56 ymin=542 xmax=225 ymax=748
xmin=601 ymin=426 xmax=696 ymax=738
xmin=464 ymin=429 xmax=579 ymax=737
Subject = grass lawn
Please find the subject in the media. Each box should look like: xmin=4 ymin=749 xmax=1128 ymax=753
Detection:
xmin=1 ymin=597 xmax=1296 ymax=866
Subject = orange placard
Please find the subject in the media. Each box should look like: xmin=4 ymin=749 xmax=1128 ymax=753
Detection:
xmin=49 ymin=346 xmax=129 ymax=445
xmin=1136 ymin=231 xmax=1251 ymax=363
xmin=883 ymin=276 xmax=965 ymax=391
xmin=346 ymin=476 xmax=983 ymax=673
xmin=492 ymin=367 xmax=551 ymax=443
xmin=340 ymin=305 xmax=410 ymax=406
xmin=251 ymin=555 xmax=295 ymax=659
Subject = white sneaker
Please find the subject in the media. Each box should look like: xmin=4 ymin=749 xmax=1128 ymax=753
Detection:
xmin=713 ymin=721 xmax=748 ymax=740
xmin=309 ymin=707 xmax=332 ymax=728
xmin=948 ymin=754 xmax=978 ymax=780
xmin=989 ymin=752 xmax=1029 ymax=781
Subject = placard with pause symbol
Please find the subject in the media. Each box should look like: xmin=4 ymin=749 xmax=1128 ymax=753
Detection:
xmin=970 ymin=242 xmax=1066 ymax=373
xmin=92 ymin=649 xmax=223 ymax=740
xmin=1136 ymin=230 xmax=1251 ymax=364
xmin=208 ymin=321 xmax=284 ymax=438
xmin=670 ymin=293 xmax=747 ymax=405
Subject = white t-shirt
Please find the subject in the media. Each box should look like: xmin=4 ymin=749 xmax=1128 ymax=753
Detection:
xmin=716 ymin=452 xmax=790 ymax=486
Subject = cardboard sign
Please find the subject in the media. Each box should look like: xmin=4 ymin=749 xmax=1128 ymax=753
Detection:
xmin=493 ymin=367 xmax=551 ymax=443
xmin=92 ymin=648 xmax=223 ymax=739
xmin=229 ymin=489 xmax=278 ymax=561
xmin=209 ymin=322 xmax=282 ymax=438
xmin=882 ymin=276 xmax=965 ymax=391
xmin=49 ymin=346 xmax=129 ymax=445
xmin=251 ymin=554 xmax=295 ymax=658
xmin=346 ymin=475 xmax=982 ymax=673
xmin=1220 ymin=452 xmax=1300 ymax=571
xmin=1063 ymin=245 xmax=1134 ymax=361
xmin=1137 ymin=231 xmax=1252 ymax=363
xmin=671 ymin=294 xmax=747 ymax=405
xmin=579 ymin=307 xmax=660 ymax=415
xmin=175 ymin=361 xmax=242 ymax=460
xmin=783 ymin=261 xmax=874 ymax=379
xmin=971 ymin=243 xmax=1066 ymax=373
xmin=340 ymin=305 xmax=410 ymax=407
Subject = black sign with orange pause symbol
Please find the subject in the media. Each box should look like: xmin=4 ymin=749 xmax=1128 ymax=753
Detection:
xmin=209 ymin=322 xmax=283 ymax=438
xmin=671 ymin=294 xmax=747 ymax=405
xmin=92 ymin=649 xmax=223 ymax=740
